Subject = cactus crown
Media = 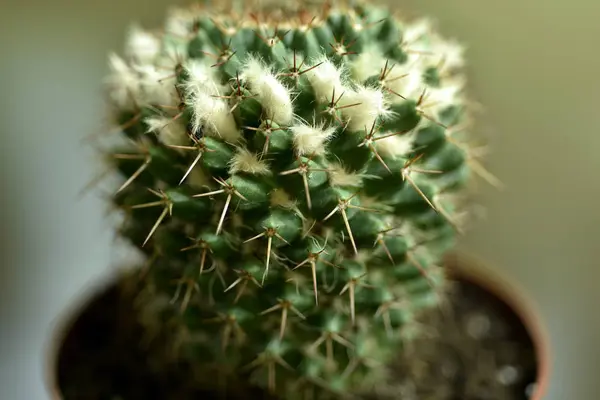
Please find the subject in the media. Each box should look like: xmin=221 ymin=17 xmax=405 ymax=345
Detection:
xmin=101 ymin=0 xmax=480 ymax=398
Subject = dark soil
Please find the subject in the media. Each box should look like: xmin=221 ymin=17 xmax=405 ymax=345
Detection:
xmin=367 ymin=276 xmax=539 ymax=400
xmin=55 ymin=279 xmax=275 ymax=400
xmin=55 ymin=274 xmax=539 ymax=400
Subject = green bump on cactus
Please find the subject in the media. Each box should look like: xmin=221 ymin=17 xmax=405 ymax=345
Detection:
xmin=99 ymin=0 xmax=488 ymax=398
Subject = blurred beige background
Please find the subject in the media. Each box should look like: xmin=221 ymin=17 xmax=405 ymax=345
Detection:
xmin=1 ymin=0 xmax=598 ymax=399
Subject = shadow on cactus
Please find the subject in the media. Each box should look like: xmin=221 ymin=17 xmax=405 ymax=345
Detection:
xmin=98 ymin=0 xmax=491 ymax=398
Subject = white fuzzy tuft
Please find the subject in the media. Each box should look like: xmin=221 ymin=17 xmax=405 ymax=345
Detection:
xmin=155 ymin=43 xmax=187 ymax=71
xmin=421 ymin=83 xmax=464 ymax=117
xmin=350 ymin=45 xmax=386 ymax=83
xmin=357 ymin=194 xmax=384 ymax=211
xmin=328 ymin=162 xmax=362 ymax=187
xmin=105 ymin=53 xmax=141 ymax=110
xmin=402 ymin=19 xmax=432 ymax=47
xmin=431 ymin=39 xmax=466 ymax=72
xmin=306 ymin=57 xmax=346 ymax=103
xmin=124 ymin=24 xmax=161 ymax=64
xmin=229 ymin=147 xmax=271 ymax=175
xmin=402 ymin=19 xmax=434 ymax=66
xmin=164 ymin=8 xmax=195 ymax=37
xmin=383 ymin=61 xmax=424 ymax=102
xmin=241 ymin=57 xmax=294 ymax=125
xmin=374 ymin=132 xmax=415 ymax=159
xmin=179 ymin=59 xmax=240 ymax=142
xmin=144 ymin=116 xmax=188 ymax=147
xmin=339 ymin=86 xmax=389 ymax=132
xmin=290 ymin=121 xmax=337 ymax=156
xmin=180 ymin=59 xmax=224 ymax=97
xmin=134 ymin=63 xmax=179 ymax=107
xmin=187 ymin=92 xmax=241 ymax=143
xmin=270 ymin=188 xmax=296 ymax=209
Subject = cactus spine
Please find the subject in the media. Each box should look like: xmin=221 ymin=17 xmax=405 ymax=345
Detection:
xmin=100 ymin=0 xmax=482 ymax=398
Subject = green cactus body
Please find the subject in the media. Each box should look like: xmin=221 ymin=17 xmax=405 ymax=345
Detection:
xmin=102 ymin=1 xmax=478 ymax=398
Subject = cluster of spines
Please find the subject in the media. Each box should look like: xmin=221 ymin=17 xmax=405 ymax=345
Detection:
xmin=97 ymin=1 xmax=489 ymax=398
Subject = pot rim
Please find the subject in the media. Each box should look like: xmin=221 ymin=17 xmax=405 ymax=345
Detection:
xmin=444 ymin=251 xmax=551 ymax=400
xmin=44 ymin=272 xmax=119 ymax=399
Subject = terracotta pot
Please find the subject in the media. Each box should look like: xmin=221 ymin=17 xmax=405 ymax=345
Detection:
xmin=444 ymin=252 xmax=551 ymax=400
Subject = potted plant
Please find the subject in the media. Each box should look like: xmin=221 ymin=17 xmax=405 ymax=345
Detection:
xmin=48 ymin=0 xmax=550 ymax=398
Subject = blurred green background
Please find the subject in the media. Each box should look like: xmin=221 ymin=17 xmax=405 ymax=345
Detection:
xmin=1 ymin=0 xmax=598 ymax=398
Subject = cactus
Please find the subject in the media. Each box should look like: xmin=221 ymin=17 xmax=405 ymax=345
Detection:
xmin=98 ymin=0 xmax=484 ymax=398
